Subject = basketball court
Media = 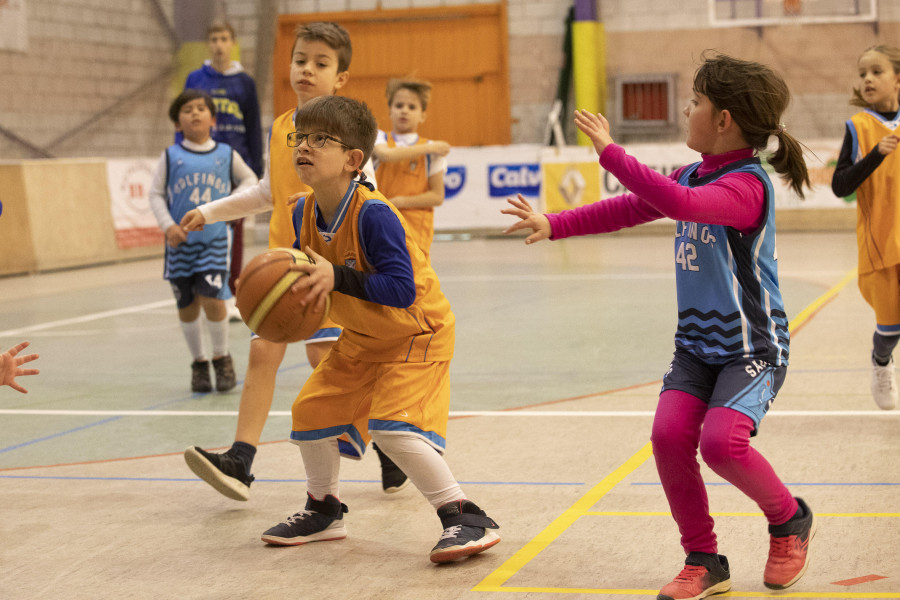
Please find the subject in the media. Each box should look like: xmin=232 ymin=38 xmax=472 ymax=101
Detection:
xmin=1 ymin=230 xmax=898 ymax=599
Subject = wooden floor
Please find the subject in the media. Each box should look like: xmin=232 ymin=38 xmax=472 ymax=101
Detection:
xmin=1 ymin=230 xmax=898 ymax=600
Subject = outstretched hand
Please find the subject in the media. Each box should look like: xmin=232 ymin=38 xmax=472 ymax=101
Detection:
xmin=289 ymin=246 xmax=334 ymax=314
xmin=573 ymin=109 xmax=615 ymax=156
xmin=1 ymin=341 xmax=40 ymax=394
xmin=500 ymin=194 xmax=552 ymax=244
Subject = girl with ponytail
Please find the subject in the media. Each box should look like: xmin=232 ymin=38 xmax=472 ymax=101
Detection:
xmin=503 ymin=51 xmax=814 ymax=600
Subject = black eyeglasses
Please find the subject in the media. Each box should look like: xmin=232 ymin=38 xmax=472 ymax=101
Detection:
xmin=287 ymin=131 xmax=352 ymax=149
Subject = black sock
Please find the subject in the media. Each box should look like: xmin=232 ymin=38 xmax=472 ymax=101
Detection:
xmin=229 ymin=441 xmax=257 ymax=475
xmin=873 ymin=331 xmax=900 ymax=365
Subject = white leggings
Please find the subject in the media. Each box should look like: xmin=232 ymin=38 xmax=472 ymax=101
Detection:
xmin=298 ymin=431 xmax=464 ymax=509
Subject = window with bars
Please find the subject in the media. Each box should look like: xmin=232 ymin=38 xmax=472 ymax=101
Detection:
xmin=614 ymin=74 xmax=677 ymax=131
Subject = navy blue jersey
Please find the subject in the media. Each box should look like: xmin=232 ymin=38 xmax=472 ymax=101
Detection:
xmin=673 ymin=158 xmax=789 ymax=365
xmin=182 ymin=63 xmax=263 ymax=176
xmin=164 ymin=143 xmax=233 ymax=279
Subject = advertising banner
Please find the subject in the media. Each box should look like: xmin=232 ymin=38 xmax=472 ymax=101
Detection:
xmin=106 ymin=158 xmax=164 ymax=249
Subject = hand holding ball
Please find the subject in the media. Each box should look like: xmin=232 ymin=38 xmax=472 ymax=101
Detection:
xmin=235 ymin=248 xmax=331 ymax=343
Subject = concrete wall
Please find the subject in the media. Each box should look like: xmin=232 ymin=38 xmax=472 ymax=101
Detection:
xmin=2 ymin=1 xmax=894 ymax=159
xmin=0 ymin=0 xmax=573 ymax=161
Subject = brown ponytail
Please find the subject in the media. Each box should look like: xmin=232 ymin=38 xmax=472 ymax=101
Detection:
xmin=693 ymin=51 xmax=810 ymax=198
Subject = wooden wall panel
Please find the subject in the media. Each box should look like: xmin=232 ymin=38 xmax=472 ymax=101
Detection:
xmin=274 ymin=4 xmax=510 ymax=147
xmin=0 ymin=160 xmax=161 ymax=276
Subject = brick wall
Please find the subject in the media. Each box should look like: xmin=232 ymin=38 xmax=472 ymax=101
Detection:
xmin=0 ymin=0 xmax=894 ymax=159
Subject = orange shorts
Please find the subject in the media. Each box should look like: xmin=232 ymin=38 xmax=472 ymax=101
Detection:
xmin=859 ymin=265 xmax=900 ymax=334
xmin=289 ymin=347 xmax=451 ymax=459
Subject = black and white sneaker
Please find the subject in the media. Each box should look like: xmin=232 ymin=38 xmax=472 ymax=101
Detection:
xmin=372 ymin=442 xmax=409 ymax=493
xmin=262 ymin=494 xmax=348 ymax=546
xmin=183 ymin=446 xmax=254 ymax=501
xmin=430 ymin=499 xmax=500 ymax=563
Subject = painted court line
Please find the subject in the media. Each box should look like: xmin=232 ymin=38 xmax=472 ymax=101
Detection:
xmin=472 ymin=442 xmax=654 ymax=593
xmin=472 ymin=270 xmax=900 ymax=598
xmin=583 ymin=511 xmax=900 ymax=518
xmin=1 ymin=409 xmax=896 ymax=418
xmin=0 ymin=299 xmax=174 ymax=337
xmin=0 ymin=474 xmax=585 ymax=486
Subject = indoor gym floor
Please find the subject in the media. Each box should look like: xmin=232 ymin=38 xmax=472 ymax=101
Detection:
xmin=0 ymin=230 xmax=897 ymax=600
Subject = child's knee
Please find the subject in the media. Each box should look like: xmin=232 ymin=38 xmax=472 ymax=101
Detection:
xmin=650 ymin=421 xmax=687 ymax=454
xmin=698 ymin=431 xmax=733 ymax=469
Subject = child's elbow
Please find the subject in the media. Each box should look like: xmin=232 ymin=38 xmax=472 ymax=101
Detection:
xmin=399 ymin=280 xmax=416 ymax=307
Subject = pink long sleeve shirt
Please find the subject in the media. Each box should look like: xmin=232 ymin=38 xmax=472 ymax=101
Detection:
xmin=546 ymin=145 xmax=765 ymax=238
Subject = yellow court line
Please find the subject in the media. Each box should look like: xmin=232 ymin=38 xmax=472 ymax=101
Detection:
xmin=472 ymin=442 xmax=654 ymax=591
xmin=473 ymin=270 xmax=871 ymax=597
xmin=584 ymin=511 xmax=900 ymax=518
xmin=481 ymin=588 xmax=900 ymax=598
xmin=788 ymin=267 xmax=857 ymax=331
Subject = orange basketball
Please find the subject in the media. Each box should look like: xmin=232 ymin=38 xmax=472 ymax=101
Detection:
xmin=235 ymin=247 xmax=331 ymax=343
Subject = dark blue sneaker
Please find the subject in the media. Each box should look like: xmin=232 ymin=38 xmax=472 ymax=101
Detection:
xmin=372 ymin=442 xmax=409 ymax=493
xmin=184 ymin=446 xmax=254 ymax=501
xmin=430 ymin=499 xmax=500 ymax=563
xmin=262 ymin=494 xmax=348 ymax=546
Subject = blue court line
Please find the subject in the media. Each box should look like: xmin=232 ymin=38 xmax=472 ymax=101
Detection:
xmin=631 ymin=481 xmax=900 ymax=486
xmin=0 ymin=416 xmax=123 ymax=455
xmin=0 ymin=361 xmax=311 ymax=456
xmin=0 ymin=474 xmax=585 ymax=486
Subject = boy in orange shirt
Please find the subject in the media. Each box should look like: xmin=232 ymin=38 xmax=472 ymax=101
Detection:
xmin=373 ymin=78 xmax=450 ymax=260
xmin=180 ymin=22 xmax=406 ymax=500
xmin=260 ymin=95 xmax=500 ymax=564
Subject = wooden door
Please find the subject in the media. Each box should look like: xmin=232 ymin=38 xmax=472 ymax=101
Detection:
xmin=273 ymin=4 xmax=510 ymax=147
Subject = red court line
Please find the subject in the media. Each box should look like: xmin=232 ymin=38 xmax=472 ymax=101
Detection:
xmin=0 ymin=283 xmax=842 ymax=473
xmin=0 ymin=381 xmax=661 ymax=472
xmin=0 ymin=440 xmax=287 ymax=473
xmin=832 ymin=574 xmax=888 ymax=586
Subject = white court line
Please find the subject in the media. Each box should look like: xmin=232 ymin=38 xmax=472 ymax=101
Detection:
xmin=0 ymin=268 xmax=846 ymax=338
xmin=0 ymin=300 xmax=175 ymax=338
xmin=0 ymin=409 xmax=895 ymax=418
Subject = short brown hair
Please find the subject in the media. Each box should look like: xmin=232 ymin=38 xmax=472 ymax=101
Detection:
xmin=292 ymin=22 xmax=352 ymax=72
xmin=385 ymin=78 xmax=433 ymax=110
xmin=169 ymin=89 xmax=216 ymax=123
xmin=294 ymin=95 xmax=377 ymax=166
xmin=206 ymin=20 xmax=235 ymax=40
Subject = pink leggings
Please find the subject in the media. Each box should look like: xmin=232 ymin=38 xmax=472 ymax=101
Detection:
xmin=650 ymin=389 xmax=798 ymax=554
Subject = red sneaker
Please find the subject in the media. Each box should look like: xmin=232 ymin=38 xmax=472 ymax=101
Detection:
xmin=764 ymin=497 xmax=816 ymax=589
xmin=658 ymin=552 xmax=731 ymax=600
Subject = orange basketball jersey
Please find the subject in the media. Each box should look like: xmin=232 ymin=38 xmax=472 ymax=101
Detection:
xmin=375 ymin=133 xmax=435 ymax=257
xmin=296 ymin=182 xmax=454 ymax=362
xmin=849 ymin=110 xmax=900 ymax=274
xmin=268 ymin=109 xmax=312 ymax=249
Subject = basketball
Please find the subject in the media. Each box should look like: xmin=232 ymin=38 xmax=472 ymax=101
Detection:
xmin=235 ymin=247 xmax=331 ymax=343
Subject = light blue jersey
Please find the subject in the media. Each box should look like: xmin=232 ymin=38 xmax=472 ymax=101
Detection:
xmin=673 ymin=158 xmax=789 ymax=366
xmin=164 ymin=143 xmax=233 ymax=279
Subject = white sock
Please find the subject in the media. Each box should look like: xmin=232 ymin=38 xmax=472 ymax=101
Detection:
xmin=297 ymin=437 xmax=341 ymax=500
xmin=180 ymin=316 xmax=207 ymax=362
xmin=207 ymin=316 xmax=229 ymax=358
xmin=370 ymin=431 xmax=464 ymax=509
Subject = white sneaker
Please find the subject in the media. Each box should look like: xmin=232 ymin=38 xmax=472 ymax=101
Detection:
xmin=871 ymin=356 xmax=898 ymax=410
xmin=225 ymin=296 xmax=242 ymax=322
